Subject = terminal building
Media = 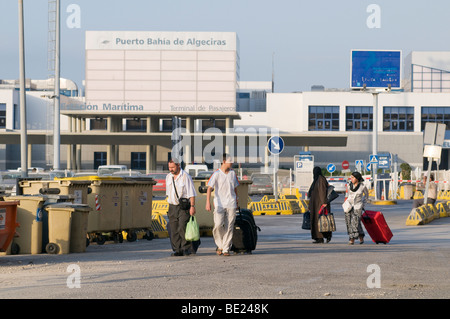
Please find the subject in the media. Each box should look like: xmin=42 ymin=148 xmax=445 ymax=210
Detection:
xmin=1 ymin=30 xmax=450 ymax=173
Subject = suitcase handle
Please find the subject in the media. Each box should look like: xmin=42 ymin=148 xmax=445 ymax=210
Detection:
xmin=362 ymin=209 xmax=372 ymax=223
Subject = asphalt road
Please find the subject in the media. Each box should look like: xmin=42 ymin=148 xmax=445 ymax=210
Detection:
xmin=1 ymin=196 xmax=449 ymax=307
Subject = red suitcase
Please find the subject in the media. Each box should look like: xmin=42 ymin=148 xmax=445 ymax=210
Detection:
xmin=361 ymin=210 xmax=393 ymax=244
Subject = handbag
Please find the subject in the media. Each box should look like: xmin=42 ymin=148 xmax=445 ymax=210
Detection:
xmin=185 ymin=216 xmax=200 ymax=241
xmin=342 ymin=200 xmax=352 ymax=213
xmin=172 ymin=177 xmax=191 ymax=210
xmin=302 ymin=211 xmax=311 ymax=230
xmin=327 ymin=185 xmax=339 ymax=203
xmin=318 ymin=206 xmax=336 ymax=232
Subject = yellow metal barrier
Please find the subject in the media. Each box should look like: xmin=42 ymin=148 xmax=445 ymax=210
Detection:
xmin=279 ymin=195 xmax=302 ymax=214
xmin=260 ymin=195 xmax=276 ymax=202
xmin=148 ymin=212 xmax=169 ymax=238
xmin=443 ymin=191 xmax=450 ymax=200
xmin=413 ymin=190 xmax=424 ymax=199
xmin=278 ymin=194 xmax=309 ymax=213
xmin=405 ymin=202 xmax=449 ymax=226
xmin=249 ymin=200 xmax=298 ymax=215
xmin=280 ymin=188 xmax=304 ymax=198
xmin=406 ymin=206 xmax=428 ymax=226
xmin=426 ymin=204 xmax=440 ymax=221
xmin=297 ymin=199 xmax=309 ymax=213
xmin=152 ymin=198 xmax=169 ymax=215
xmin=435 ymin=202 xmax=450 ymax=218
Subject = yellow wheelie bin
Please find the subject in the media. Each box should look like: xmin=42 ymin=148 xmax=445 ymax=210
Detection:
xmin=193 ymin=179 xmax=215 ymax=236
xmin=120 ymin=178 xmax=156 ymax=241
xmin=4 ymin=196 xmax=46 ymax=254
xmin=19 ymin=179 xmax=91 ymax=204
xmin=236 ymin=179 xmax=252 ymax=209
xmin=45 ymin=203 xmax=91 ymax=254
xmin=4 ymin=195 xmax=75 ymax=254
xmin=86 ymin=177 xmax=126 ymax=244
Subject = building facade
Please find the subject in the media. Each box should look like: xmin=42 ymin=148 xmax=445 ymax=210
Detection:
xmin=2 ymin=35 xmax=450 ymax=173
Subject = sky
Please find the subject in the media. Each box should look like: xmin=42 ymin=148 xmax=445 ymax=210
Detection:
xmin=1 ymin=0 xmax=450 ymax=93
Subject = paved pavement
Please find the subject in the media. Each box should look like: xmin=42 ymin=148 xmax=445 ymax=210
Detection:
xmin=1 ymin=197 xmax=449 ymax=309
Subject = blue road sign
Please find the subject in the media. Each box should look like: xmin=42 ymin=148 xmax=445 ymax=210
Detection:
xmin=327 ymin=163 xmax=336 ymax=173
xmin=369 ymin=154 xmax=379 ymax=164
xmin=366 ymin=163 xmax=372 ymax=172
xmin=355 ymin=160 xmax=364 ymax=168
xmin=268 ymin=136 xmax=285 ymax=155
xmin=378 ymin=154 xmax=391 ymax=169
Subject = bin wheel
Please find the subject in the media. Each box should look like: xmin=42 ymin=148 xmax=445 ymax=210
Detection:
xmin=96 ymin=235 xmax=106 ymax=245
xmin=113 ymin=232 xmax=123 ymax=243
xmin=10 ymin=242 xmax=20 ymax=255
xmin=127 ymin=231 xmax=137 ymax=242
xmin=144 ymin=230 xmax=154 ymax=241
xmin=46 ymin=243 xmax=59 ymax=254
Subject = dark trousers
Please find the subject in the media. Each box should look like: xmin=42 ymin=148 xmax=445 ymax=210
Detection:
xmin=168 ymin=204 xmax=191 ymax=253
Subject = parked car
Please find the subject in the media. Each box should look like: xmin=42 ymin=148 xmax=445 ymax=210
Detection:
xmin=112 ymin=171 xmax=142 ymax=177
xmin=327 ymin=176 xmax=348 ymax=193
xmin=147 ymin=172 xmax=168 ymax=193
xmin=193 ymin=170 xmax=214 ymax=180
xmin=97 ymin=165 xmax=128 ymax=176
xmin=184 ymin=164 xmax=208 ymax=177
xmin=249 ymin=174 xmax=273 ymax=195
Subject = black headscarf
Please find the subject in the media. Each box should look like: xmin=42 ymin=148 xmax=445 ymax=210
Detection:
xmin=308 ymin=166 xmax=323 ymax=197
xmin=349 ymin=171 xmax=364 ymax=192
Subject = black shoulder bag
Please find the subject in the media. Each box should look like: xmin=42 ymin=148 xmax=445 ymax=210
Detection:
xmin=172 ymin=177 xmax=191 ymax=210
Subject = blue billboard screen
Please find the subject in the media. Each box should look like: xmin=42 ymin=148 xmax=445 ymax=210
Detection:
xmin=351 ymin=50 xmax=401 ymax=89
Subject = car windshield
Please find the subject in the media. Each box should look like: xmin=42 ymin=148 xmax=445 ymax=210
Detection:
xmin=197 ymin=171 xmax=213 ymax=177
xmin=253 ymin=177 xmax=271 ymax=184
xmin=98 ymin=168 xmax=123 ymax=175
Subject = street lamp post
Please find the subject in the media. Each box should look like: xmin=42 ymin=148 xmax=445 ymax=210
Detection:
xmin=53 ymin=0 xmax=61 ymax=170
xmin=18 ymin=0 xmax=28 ymax=177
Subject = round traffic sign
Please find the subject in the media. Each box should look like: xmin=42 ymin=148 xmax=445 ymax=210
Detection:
xmin=342 ymin=160 xmax=350 ymax=170
xmin=327 ymin=163 xmax=336 ymax=173
xmin=267 ymin=136 xmax=285 ymax=155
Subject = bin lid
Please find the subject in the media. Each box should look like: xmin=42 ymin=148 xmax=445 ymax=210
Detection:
xmin=0 ymin=200 xmax=20 ymax=207
xmin=6 ymin=195 xmax=48 ymax=201
xmin=123 ymin=178 xmax=156 ymax=185
xmin=45 ymin=203 xmax=92 ymax=211
xmin=57 ymin=176 xmax=123 ymax=181
xmin=56 ymin=179 xmax=92 ymax=185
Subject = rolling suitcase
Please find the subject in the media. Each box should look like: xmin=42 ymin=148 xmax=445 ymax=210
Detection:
xmin=231 ymin=208 xmax=261 ymax=254
xmin=361 ymin=209 xmax=393 ymax=244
